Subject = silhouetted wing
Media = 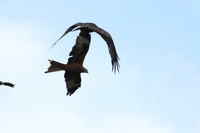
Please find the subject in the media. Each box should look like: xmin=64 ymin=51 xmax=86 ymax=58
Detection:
xmin=88 ymin=26 xmax=120 ymax=73
xmin=67 ymin=30 xmax=91 ymax=65
xmin=51 ymin=22 xmax=85 ymax=48
xmin=64 ymin=71 xmax=81 ymax=96
xmin=0 ymin=81 xmax=15 ymax=88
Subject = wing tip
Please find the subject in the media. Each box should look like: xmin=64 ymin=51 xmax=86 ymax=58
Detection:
xmin=112 ymin=59 xmax=120 ymax=74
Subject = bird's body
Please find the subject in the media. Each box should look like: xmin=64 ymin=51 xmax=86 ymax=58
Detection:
xmin=46 ymin=22 xmax=120 ymax=96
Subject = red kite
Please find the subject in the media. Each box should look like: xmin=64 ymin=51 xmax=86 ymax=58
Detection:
xmin=46 ymin=22 xmax=120 ymax=96
xmin=0 ymin=81 xmax=15 ymax=88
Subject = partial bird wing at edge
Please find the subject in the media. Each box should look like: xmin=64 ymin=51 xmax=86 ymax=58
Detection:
xmin=0 ymin=81 xmax=15 ymax=88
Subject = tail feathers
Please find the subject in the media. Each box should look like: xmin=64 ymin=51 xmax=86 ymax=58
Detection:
xmin=45 ymin=60 xmax=66 ymax=73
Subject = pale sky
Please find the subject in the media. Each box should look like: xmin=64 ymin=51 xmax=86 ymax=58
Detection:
xmin=0 ymin=0 xmax=200 ymax=133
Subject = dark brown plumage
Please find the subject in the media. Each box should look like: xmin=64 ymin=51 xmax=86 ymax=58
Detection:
xmin=0 ymin=81 xmax=15 ymax=88
xmin=46 ymin=22 xmax=120 ymax=95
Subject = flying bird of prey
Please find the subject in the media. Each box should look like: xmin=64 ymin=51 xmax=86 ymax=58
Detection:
xmin=0 ymin=81 xmax=15 ymax=88
xmin=46 ymin=22 xmax=120 ymax=96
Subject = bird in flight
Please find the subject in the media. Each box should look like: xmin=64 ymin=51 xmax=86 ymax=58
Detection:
xmin=0 ymin=81 xmax=15 ymax=88
xmin=46 ymin=22 xmax=120 ymax=96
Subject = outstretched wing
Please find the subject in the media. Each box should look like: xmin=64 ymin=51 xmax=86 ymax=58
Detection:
xmin=0 ymin=81 xmax=15 ymax=88
xmin=88 ymin=26 xmax=120 ymax=73
xmin=51 ymin=22 xmax=94 ymax=48
xmin=52 ymin=22 xmax=120 ymax=73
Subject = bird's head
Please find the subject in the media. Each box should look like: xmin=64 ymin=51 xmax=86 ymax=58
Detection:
xmin=81 ymin=67 xmax=89 ymax=73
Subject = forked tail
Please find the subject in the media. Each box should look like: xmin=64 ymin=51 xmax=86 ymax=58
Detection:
xmin=45 ymin=60 xmax=66 ymax=73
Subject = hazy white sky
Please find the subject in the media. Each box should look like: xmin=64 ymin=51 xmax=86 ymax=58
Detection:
xmin=0 ymin=0 xmax=200 ymax=133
